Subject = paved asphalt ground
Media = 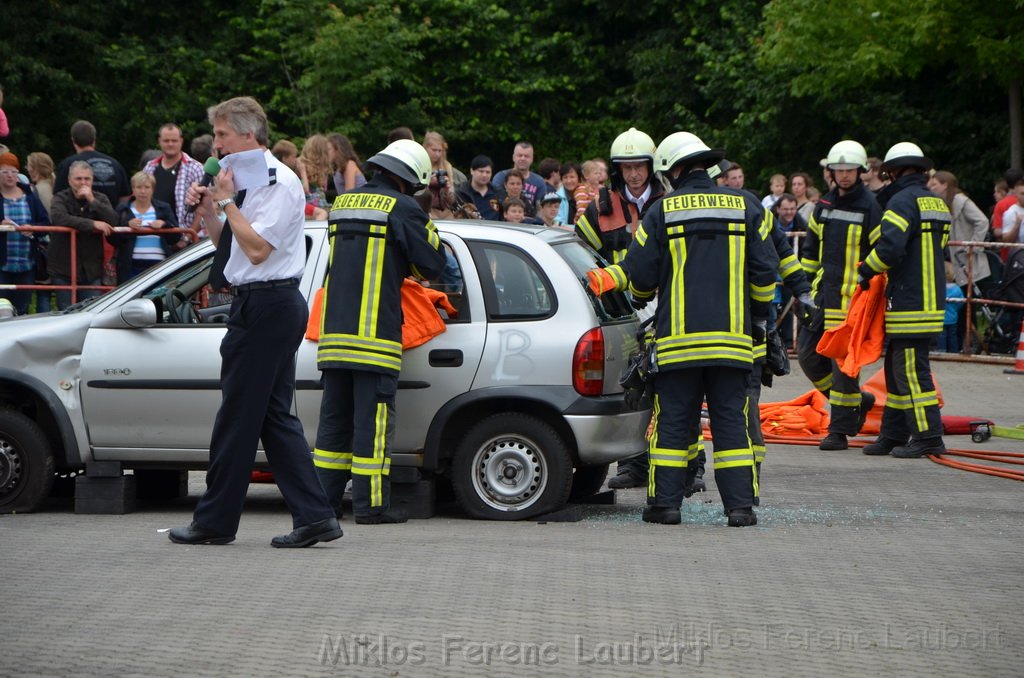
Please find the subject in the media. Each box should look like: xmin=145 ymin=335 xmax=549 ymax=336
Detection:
xmin=2 ymin=358 xmax=1022 ymax=677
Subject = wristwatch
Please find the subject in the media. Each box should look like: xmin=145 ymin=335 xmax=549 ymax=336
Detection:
xmin=216 ymin=197 xmax=234 ymax=209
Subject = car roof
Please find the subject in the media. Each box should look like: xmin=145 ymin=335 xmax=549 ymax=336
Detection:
xmin=305 ymin=219 xmax=579 ymax=247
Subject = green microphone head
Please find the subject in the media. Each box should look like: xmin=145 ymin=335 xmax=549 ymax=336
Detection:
xmin=203 ymin=157 xmax=221 ymax=176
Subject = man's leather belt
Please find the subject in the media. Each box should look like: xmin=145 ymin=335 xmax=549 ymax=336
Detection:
xmin=231 ymin=278 xmax=300 ymax=295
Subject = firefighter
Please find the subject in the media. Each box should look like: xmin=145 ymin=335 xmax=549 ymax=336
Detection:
xmin=683 ymin=159 xmax=814 ymax=499
xmin=575 ymin=127 xmax=663 ymax=265
xmin=859 ymin=142 xmax=950 ymax=458
xmin=312 ymin=139 xmax=447 ymax=523
xmin=575 ymin=127 xmax=665 ymax=490
xmin=798 ymin=140 xmax=882 ymax=451
xmin=586 ymin=132 xmax=777 ymax=527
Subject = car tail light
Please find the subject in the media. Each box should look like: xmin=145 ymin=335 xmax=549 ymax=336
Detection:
xmin=573 ymin=327 xmax=605 ymax=396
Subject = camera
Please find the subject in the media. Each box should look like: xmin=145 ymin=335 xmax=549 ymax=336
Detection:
xmin=432 ymin=169 xmax=448 ymax=188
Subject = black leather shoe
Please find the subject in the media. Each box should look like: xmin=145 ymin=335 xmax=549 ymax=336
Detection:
xmin=891 ymin=438 xmax=946 ymax=459
xmin=642 ymin=506 xmax=681 ymax=525
xmin=727 ymin=507 xmax=758 ymax=527
xmin=354 ymin=508 xmax=408 ymax=525
xmin=608 ymin=473 xmax=645 ymax=489
xmin=856 ymin=392 xmax=876 ymax=433
xmin=819 ymin=432 xmax=848 ymax=450
xmin=168 ymin=522 xmax=235 ymax=545
xmin=271 ymin=517 xmax=343 ymax=548
xmin=862 ymin=436 xmax=906 ymax=456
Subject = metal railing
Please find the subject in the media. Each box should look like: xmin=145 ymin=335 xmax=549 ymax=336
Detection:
xmin=0 ymin=224 xmax=198 ymax=306
xmin=778 ymin=232 xmax=1023 ymax=363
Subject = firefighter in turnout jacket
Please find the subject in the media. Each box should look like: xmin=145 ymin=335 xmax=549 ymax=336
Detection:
xmin=577 ymin=128 xmax=666 ymax=490
xmin=586 ymin=132 xmax=778 ymax=527
xmin=860 ymin=142 xmax=951 ymax=458
xmin=313 ymin=139 xmax=447 ymax=523
xmin=683 ymin=159 xmax=810 ymax=501
xmin=798 ymin=140 xmax=882 ymax=451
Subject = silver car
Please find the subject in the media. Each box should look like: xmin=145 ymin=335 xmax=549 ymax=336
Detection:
xmin=0 ymin=220 xmax=649 ymax=520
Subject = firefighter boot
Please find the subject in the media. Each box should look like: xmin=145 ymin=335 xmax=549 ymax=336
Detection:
xmin=862 ymin=436 xmax=906 ymax=456
xmin=891 ymin=437 xmax=946 ymax=459
xmin=727 ymin=507 xmax=758 ymax=527
xmin=819 ymin=432 xmax=849 ymax=451
xmin=856 ymin=392 xmax=876 ymax=433
xmin=642 ymin=506 xmax=682 ymax=525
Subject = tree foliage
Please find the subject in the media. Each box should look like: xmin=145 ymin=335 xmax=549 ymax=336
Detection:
xmin=0 ymin=0 xmax=1016 ymax=209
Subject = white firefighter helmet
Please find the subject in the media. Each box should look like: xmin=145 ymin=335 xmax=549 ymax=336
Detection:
xmin=881 ymin=141 xmax=933 ymax=172
xmin=825 ymin=140 xmax=868 ymax=170
xmin=367 ymin=139 xmax=432 ymax=187
xmin=610 ymin=128 xmax=656 ymax=163
xmin=654 ymin=132 xmax=725 ymax=173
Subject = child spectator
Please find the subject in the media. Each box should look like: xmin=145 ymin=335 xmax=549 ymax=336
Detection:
xmin=938 ymin=261 xmax=965 ymax=353
xmin=537 ymin=192 xmax=562 ymax=227
xmin=574 ymin=158 xmax=606 ymax=222
xmin=761 ymin=173 xmax=786 ymax=210
xmin=502 ymin=197 xmax=526 ymax=223
xmin=501 ymin=171 xmax=535 ymax=218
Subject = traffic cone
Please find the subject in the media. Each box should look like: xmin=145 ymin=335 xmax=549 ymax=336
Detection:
xmin=1004 ymin=317 xmax=1024 ymax=374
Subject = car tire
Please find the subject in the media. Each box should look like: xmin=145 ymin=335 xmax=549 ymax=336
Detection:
xmin=568 ymin=463 xmax=610 ymax=502
xmin=452 ymin=413 xmax=572 ymax=520
xmin=0 ymin=409 xmax=55 ymax=513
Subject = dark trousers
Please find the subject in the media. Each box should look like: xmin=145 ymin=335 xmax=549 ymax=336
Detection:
xmin=798 ymin=326 xmax=867 ymax=435
xmin=648 ymin=367 xmax=755 ymax=512
xmin=313 ymin=368 xmax=397 ymax=516
xmin=193 ymin=286 xmax=334 ymax=535
xmin=880 ymin=337 xmax=943 ymax=442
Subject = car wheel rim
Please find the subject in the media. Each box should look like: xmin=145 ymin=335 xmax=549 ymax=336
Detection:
xmin=0 ymin=436 xmax=21 ymax=496
xmin=471 ymin=435 xmax=548 ymax=512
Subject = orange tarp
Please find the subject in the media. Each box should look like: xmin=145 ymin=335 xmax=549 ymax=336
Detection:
xmin=816 ymin=274 xmax=887 ymax=378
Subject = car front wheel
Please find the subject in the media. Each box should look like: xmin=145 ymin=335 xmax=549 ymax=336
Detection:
xmin=452 ymin=413 xmax=572 ymax=520
xmin=0 ymin=409 xmax=55 ymax=513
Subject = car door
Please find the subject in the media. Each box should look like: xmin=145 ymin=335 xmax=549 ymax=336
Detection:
xmin=80 ymin=230 xmax=327 ymax=463
xmin=293 ymin=233 xmax=487 ymax=456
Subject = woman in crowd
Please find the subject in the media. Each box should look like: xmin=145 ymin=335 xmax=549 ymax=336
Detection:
xmin=929 ymin=170 xmax=993 ymax=352
xmin=558 ymin=161 xmax=581 ymax=226
xmin=790 ymin=171 xmax=815 ymax=223
xmin=501 ymin=171 xmax=535 ymax=219
xmin=574 ymin=158 xmax=607 ymax=222
xmin=327 ymin=133 xmax=365 ymax=198
xmin=300 ymin=134 xmax=333 ymax=212
xmin=423 ymin=131 xmax=467 ymax=190
xmin=110 ymin=171 xmax=178 ymax=283
xmin=26 ymin=152 xmax=55 ymax=213
xmin=0 ymin=151 xmax=49 ymax=315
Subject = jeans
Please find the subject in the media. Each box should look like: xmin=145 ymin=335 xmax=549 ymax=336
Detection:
xmin=51 ymin=276 xmax=103 ymax=311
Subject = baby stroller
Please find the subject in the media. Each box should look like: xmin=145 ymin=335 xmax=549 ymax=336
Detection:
xmin=982 ymin=249 xmax=1024 ymax=354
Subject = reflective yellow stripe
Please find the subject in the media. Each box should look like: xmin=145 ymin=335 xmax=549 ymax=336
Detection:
xmin=864 ymin=249 xmax=888 ymax=273
xmin=882 ymin=210 xmax=909 ymax=232
xmin=844 ymin=225 xmax=860 ymax=302
xmin=921 ymin=225 xmax=935 ymax=311
xmin=885 ymin=392 xmax=913 ymax=410
xmin=812 ymin=373 xmax=832 ymax=392
xmin=650 ymin=446 xmax=689 ymax=468
xmin=750 ymin=282 xmax=775 ymax=303
xmin=313 ymin=449 xmax=353 ymax=470
xmin=576 ymin=214 xmax=601 ymax=251
xmin=359 ymin=225 xmax=387 ymax=337
xmin=904 ymin=347 xmax=928 ymax=432
xmin=647 ymin=396 xmax=660 ymax=498
xmin=669 ymin=228 xmax=686 ymax=337
xmin=713 ymin=447 xmax=755 ymax=469
xmin=753 ymin=444 xmax=766 ymax=464
xmin=830 ymin=391 xmax=862 ymax=407
xmin=730 ymin=223 xmax=744 ymax=334
xmin=779 ymin=253 xmax=801 ymax=279
xmin=606 ymin=264 xmax=628 ymax=290
xmin=635 ymin=224 xmax=648 ymax=246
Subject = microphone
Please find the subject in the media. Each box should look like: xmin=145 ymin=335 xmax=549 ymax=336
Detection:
xmin=186 ymin=157 xmax=222 ymax=213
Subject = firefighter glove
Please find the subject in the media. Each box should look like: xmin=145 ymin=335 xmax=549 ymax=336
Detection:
xmin=752 ymin=319 xmax=767 ymax=345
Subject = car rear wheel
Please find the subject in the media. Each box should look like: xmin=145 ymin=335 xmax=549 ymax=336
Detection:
xmin=569 ymin=463 xmax=610 ymax=502
xmin=0 ymin=409 xmax=55 ymax=513
xmin=452 ymin=413 xmax=572 ymax=520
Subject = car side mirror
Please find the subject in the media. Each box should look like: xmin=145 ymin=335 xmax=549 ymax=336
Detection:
xmin=89 ymin=299 xmax=157 ymax=329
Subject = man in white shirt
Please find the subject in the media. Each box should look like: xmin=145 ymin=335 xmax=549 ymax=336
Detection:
xmin=169 ymin=96 xmax=340 ymax=548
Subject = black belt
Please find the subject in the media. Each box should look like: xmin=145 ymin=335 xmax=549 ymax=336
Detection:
xmin=231 ymin=278 xmax=300 ymax=295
